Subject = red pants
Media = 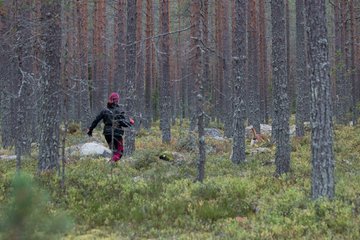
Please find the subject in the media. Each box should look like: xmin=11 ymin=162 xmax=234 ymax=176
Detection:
xmin=105 ymin=135 xmax=124 ymax=162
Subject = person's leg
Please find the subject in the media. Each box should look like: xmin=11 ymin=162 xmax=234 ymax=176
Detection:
xmin=104 ymin=135 xmax=113 ymax=149
xmin=105 ymin=134 xmax=118 ymax=162
xmin=111 ymin=136 xmax=124 ymax=162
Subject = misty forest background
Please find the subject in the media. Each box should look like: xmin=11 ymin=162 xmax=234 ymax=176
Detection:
xmin=1 ymin=0 xmax=360 ymax=239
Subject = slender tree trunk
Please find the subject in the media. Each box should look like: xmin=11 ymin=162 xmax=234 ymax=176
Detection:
xmin=334 ymin=0 xmax=351 ymax=124
xmin=285 ymin=0 xmax=293 ymax=107
xmin=258 ymin=0 xmax=269 ymax=124
xmin=38 ymin=0 xmax=62 ymax=172
xmin=203 ymin=0 xmax=210 ymax=127
xmin=271 ymin=0 xmax=291 ymax=175
xmin=91 ymin=0 xmax=106 ymax=113
xmin=295 ymin=0 xmax=309 ymax=137
xmin=231 ymin=0 xmax=247 ymax=164
xmin=12 ymin=0 xmax=33 ymax=171
xmin=305 ymin=0 xmax=335 ymax=199
xmin=114 ymin=0 xmax=127 ymax=100
xmin=222 ymin=1 xmax=233 ymax=138
xmin=144 ymin=0 xmax=153 ymax=129
xmin=159 ymin=0 xmax=171 ymax=143
xmin=191 ymin=0 xmax=205 ymax=182
xmin=247 ymin=0 xmax=261 ymax=133
xmin=136 ymin=0 xmax=144 ymax=129
xmin=125 ymin=0 xmax=137 ymax=155
xmin=76 ymin=0 xmax=91 ymax=127
xmin=349 ymin=0 xmax=358 ymax=125
xmin=215 ymin=1 xmax=224 ymax=124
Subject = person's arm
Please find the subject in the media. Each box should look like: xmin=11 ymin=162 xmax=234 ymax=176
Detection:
xmin=118 ymin=112 xmax=134 ymax=127
xmin=87 ymin=110 xmax=104 ymax=136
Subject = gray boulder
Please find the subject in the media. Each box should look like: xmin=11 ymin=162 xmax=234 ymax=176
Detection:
xmin=66 ymin=142 xmax=112 ymax=158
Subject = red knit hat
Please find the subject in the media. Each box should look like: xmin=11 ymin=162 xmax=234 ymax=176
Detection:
xmin=108 ymin=92 xmax=120 ymax=103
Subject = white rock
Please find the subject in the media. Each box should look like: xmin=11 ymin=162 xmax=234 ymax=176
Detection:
xmin=80 ymin=142 xmax=112 ymax=157
xmin=0 ymin=155 xmax=17 ymax=160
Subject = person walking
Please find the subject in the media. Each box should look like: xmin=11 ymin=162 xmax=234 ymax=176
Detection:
xmin=87 ymin=92 xmax=134 ymax=162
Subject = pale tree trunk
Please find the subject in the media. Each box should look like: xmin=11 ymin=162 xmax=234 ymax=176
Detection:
xmin=38 ymin=0 xmax=62 ymax=172
xmin=11 ymin=0 xmax=34 ymax=171
xmin=271 ymin=0 xmax=291 ymax=175
xmin=125 ymin=0 xmax=137 ymax=155
xmin=144 ymin=0 xmax=153 ymax=129
xmin=231 ymin=0 xmax=247 ymax=164
xmin=295 ymin=0 xmax=309 ymax=137
xmin=159 ymin=0 xmax=171 ymax=143
xmin=191 ymin=0 xmax=205 ymax=182
xmin=305 ymin=0 xmax=335 ymax=199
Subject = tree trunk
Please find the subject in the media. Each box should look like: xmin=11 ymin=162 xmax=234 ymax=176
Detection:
xmin=305 ymin=0 xmax=335 ymax=199
xmin=0 ymin=2 xmax=15 ymax=149
xmin=247 ymin=0 xmax=261 ymax=133
xmin=271 ymin=0 xmax=291 ymax=175
xmin=295 ymin=0 xmax=309 ymax=137
xmin=114 ymin=0 xmax=127 ymax=100
xmin=76 ymin=0 xmax=91 ymax=127
xmin=38 ymin=0 xmax=62 ymax=172
xmin=125 ymin=0 xmax=137 ymax=155
xmin=349 ymin=0 xmax=358 ymax=125
xmin=144 ymin=0 xmax=154 ymax=129
xmin=222 ymin=1 xmax=233 ymax=138
xmin=214 ymin=1 xmax=224 ymax=124
xmin=91 ymin=0 xmax=106 ymax=113
xmin=258 ymin=0 xmax=269 ymax=124
xmin=334 ymin=0 xmax=351 ymax=124
xmin=231 ymin=0 xmax=247 ymax=164
xmin=136 ymin=0 xmax=144 ymax=129
xmin=159 ymin=0 xmax=172 ymax=143
xmin=191 ymin=0 xmax=205 ymax=182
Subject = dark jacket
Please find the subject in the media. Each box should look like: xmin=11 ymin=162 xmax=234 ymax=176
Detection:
xmin=89 ymin=103 xmax=131 ymax=136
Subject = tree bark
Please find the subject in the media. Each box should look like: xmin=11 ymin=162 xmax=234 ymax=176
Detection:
xmin=247 ymin=0 xmax=261 ymax=133
xmin=76 ymin=0 xmax=91 ymax=127
xmin=38 ymin=0 xmax=62 ymax=172
xmin=258 ymin=0 xmax=269 ymax=124
xmin=125 ymin=0 xmax=137 ymax=155
xmin=191 ymin=0 xmax=205 ymax=182
xmin=271 ymin=0 xmax=291 ymax=175
xmin=91 ymin=0 xmax=106 ymax=113
xmin=305 ymin=0 xmax=335 ymax=199
xmin=159 ymin=0 xmax=172 ymax=143
xmin=295 ymin=0 xmax=309 ymax=137
xmin=231 ymin=0 xmax=247 ymax=164
xmin=144 ymin=0 xmax=154 ymax=129
xmin=136 ymin=0 xmax=144 ymax=129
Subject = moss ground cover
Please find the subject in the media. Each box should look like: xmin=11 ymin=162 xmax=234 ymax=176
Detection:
xmin=1 ymin=122 xmax=360 ymax=239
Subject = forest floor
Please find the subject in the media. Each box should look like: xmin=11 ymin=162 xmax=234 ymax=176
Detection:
xmin=0 ymin=121 xmax=360 ymax=239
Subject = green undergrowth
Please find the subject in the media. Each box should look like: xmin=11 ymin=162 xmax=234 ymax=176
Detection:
xmin=1 ymin=123 xmax=360 ymax=239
